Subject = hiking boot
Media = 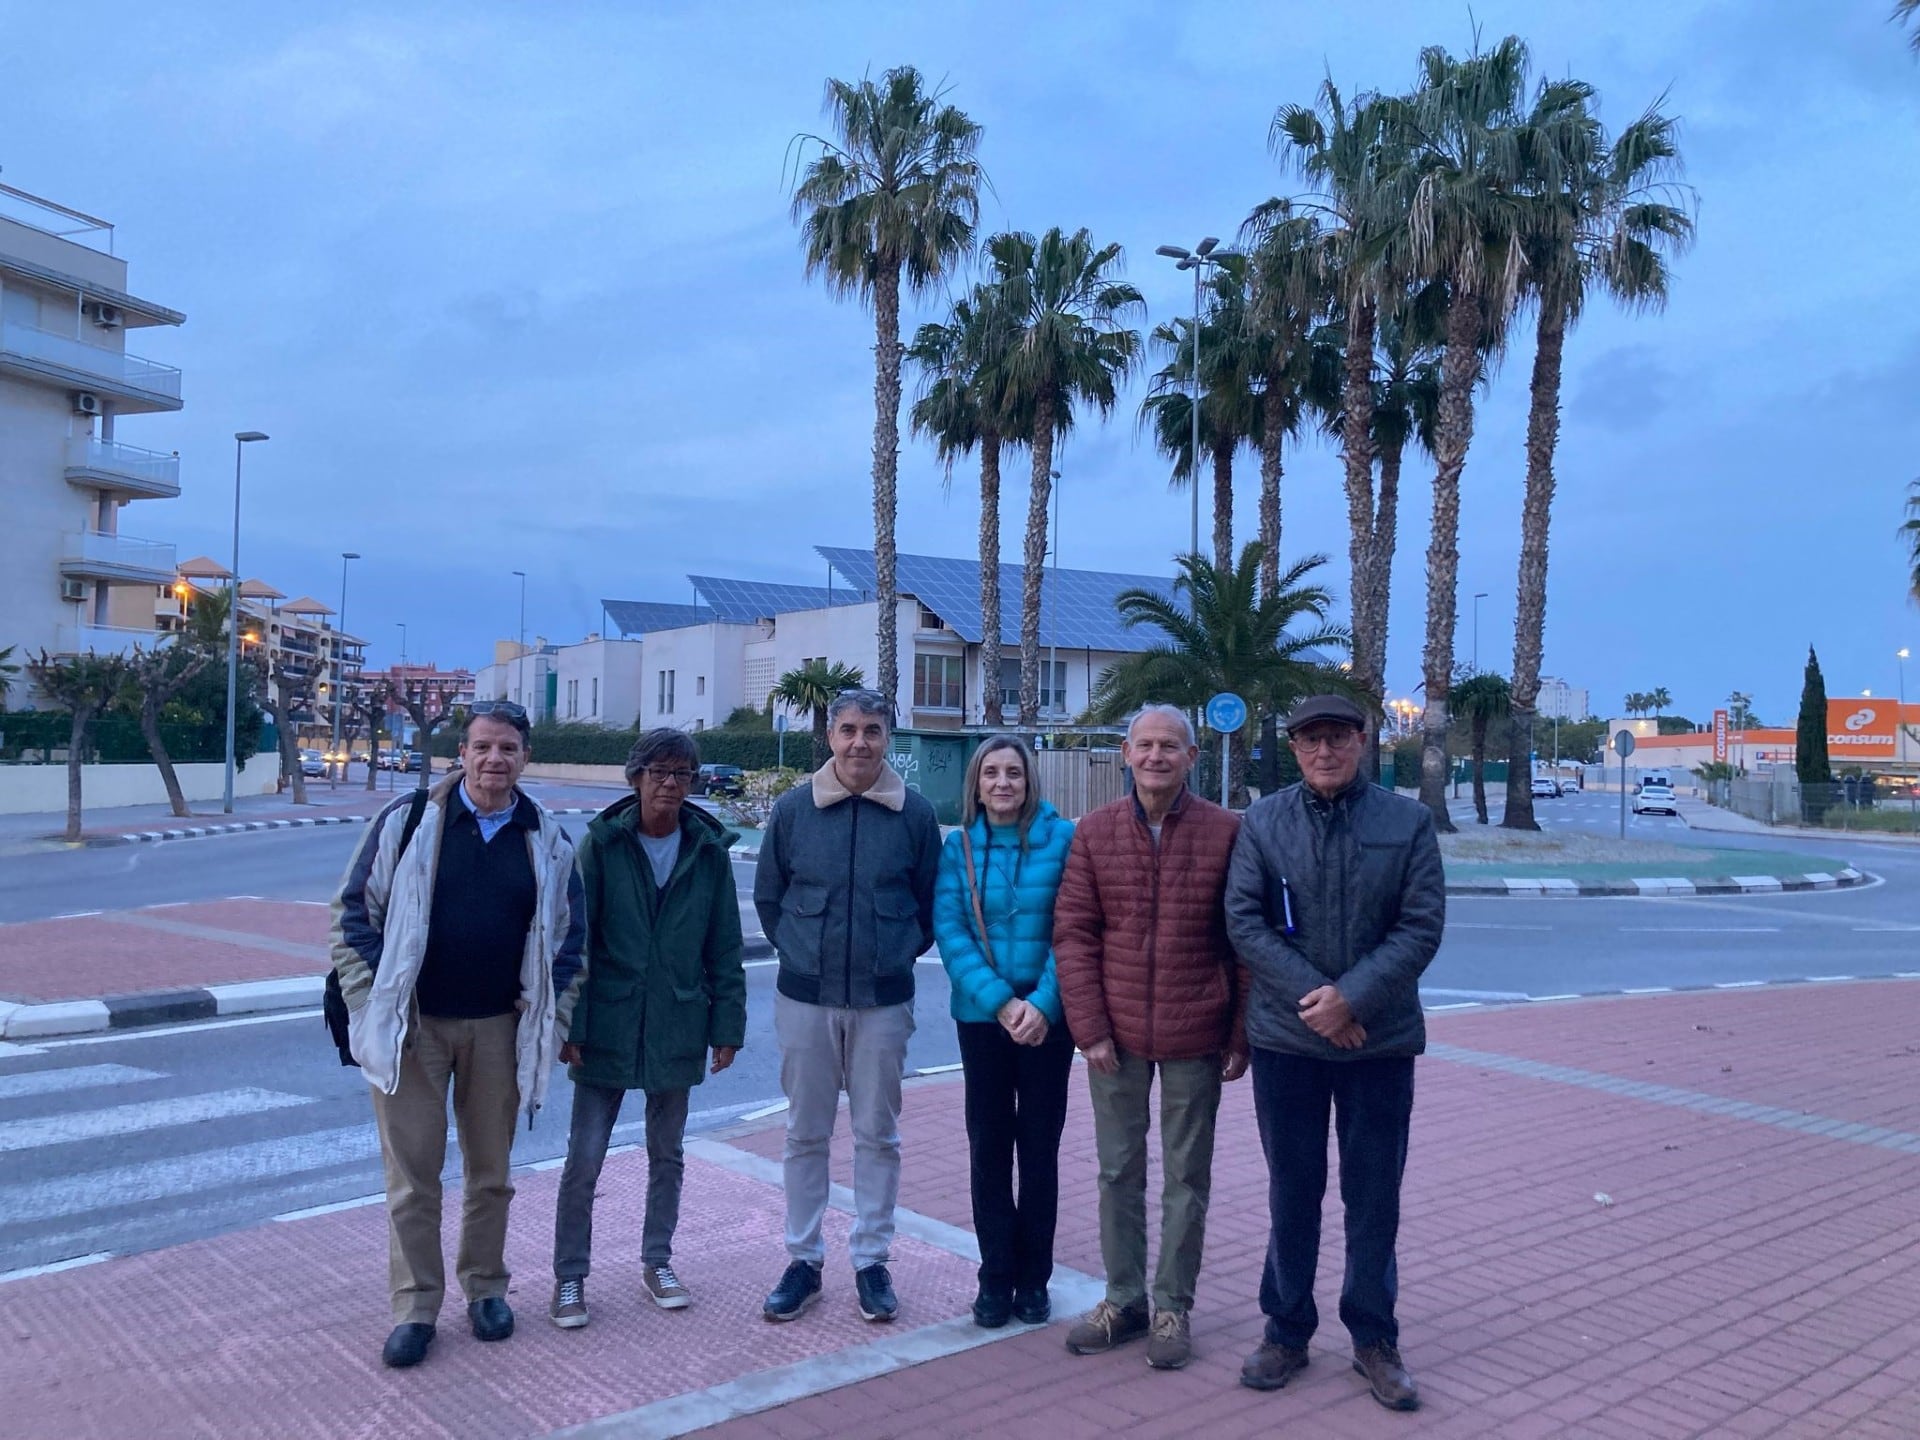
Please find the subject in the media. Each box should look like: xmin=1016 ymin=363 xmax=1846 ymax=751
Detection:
xmin=972 ymin=1288 xmax=1013 ymax=1329
xmin=1353 ymin=1341 xmax=1420 ymax=1411
xmin=1011 ymin=1287 xmax=1050 ymax=1326
xmin=550 ymin=1278 xmax=588 ymax=1329
xmin=467 ymin=1297 xmax=514 ymax=1342
xmin=1064 ymin=1298 xmax=1150 ymax=1355
xmin=643 ymin=1263 xmax=691 ymax=1310
xmin=381 ymin=1322 xmax=434 ymax=1368
xmin=1240 ymin=1340 xmax=1309 ymax=1391
xmin=855 ymin=1263 xmax=898 ymax=1323
xmin=1145 ymin=1308 xmax=1192 ymax=1370
xmin=762 ymin=1260 xmax=822 ymax=1322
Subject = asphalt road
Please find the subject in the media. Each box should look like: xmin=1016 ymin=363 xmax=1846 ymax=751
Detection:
xmin=3 ymin=800 xmax=1917 ymax=1276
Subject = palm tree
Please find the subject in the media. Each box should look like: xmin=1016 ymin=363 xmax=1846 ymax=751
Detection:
xmin=1450 ymin=671 xmax=1512 ymax=824
xmin=771 ymin=659 xmax=866 ymax=769
xmin=1089 ymin=543 xmax=1351 ymax=807
xmin=1648 ymin=686 xmax=1672 ymax=717
xmin=789 ymin=67 xmax=984 ymax=712
xmin=909 ymin=287 xmax=1022 ymax=724
xmin=0 ymin=644 xmax=19 ymax=711
xmin=990 ymin=227 xmax=1145 ymax=724
xmin=1386 ymin=36 xmax=1545 ymax=832
xmin=1897 ymin=0 xmax=1920 ymax=51
xmin=1501 ymin=88 xmax=1693 ymax=831
xmin=1901 ymin=479 xmax=1920 ymax=603
xmin=1622 ymin=692 xmax=1646 ymax=719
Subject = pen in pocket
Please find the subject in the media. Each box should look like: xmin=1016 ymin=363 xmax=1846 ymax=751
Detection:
xmin=1278 ymin=877 xmax=1298 ymax=936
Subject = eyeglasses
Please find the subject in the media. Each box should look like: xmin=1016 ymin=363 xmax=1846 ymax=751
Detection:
xmin=1290 ymin=730 xmax=1361 ymax=754
xmin=470 ymin=700 xmax=528 ymax=721
xmin=640 ymin=766 xmax=697 ymax=786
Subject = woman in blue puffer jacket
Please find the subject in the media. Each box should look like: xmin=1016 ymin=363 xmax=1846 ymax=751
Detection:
xmin=934 ymin=733 xmax=1076 ymax=1331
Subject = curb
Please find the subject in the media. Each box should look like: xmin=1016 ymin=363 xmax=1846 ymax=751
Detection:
xmin=0 ymin=936 xmax=777 ymax=1041
xmin=101 ymin=805 xmax=607 ymax=846
xmin=1424 ymin=968 xmax=1920 ymax=1014
xmin=1444 ymin=866 xmax=1866 ymax=897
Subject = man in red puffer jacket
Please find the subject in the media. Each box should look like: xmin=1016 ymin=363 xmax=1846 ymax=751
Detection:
xmin=1054 ymin=703 xmax=1247 ymax=1373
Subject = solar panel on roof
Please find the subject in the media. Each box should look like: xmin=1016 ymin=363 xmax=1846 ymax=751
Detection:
xmin=601 ymin=600 xmax=714 ymax=638
xmin=688 ymin=575 xmax=862 ymax=621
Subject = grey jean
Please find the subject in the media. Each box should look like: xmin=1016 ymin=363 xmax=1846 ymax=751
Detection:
xmin=776 ymin=991 xmax=915 ymax=1270
xmin=553 ymin=1079 xmax=692 ymax=1278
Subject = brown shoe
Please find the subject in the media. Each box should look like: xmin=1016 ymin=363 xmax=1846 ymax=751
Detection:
xmin=1145 ymin=1308 xmax=1192 ymax=1370
xmin=1240 ymin=1340 xmax=1309 ymax=1390
xmin=1064 ymin=1298 xmax=1150 ymax=1355
xmin=1353 ymin=1341 xmax=1420 ymax=1411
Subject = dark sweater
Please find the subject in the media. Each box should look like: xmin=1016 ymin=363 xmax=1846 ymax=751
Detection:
xmin=416 ymin=793 xmax=539 ymax=1018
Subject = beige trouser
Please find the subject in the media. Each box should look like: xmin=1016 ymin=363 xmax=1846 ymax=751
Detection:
xmin=369 ymin=1011 xmax=520 ymax=1325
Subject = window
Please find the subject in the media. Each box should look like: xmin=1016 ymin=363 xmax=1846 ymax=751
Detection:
xmin=918 ymin=604 xmax=946 ymax=631
xmin=696 ymin=675 xmax=706 ymax=697
xmin=566 ymin=678 xmax=578 ymax=718
xmin=657 ymin=669 xmax=676 ymax=714
xmin=591 ymin=677 xmax=599 ymax=716
xmin=914 ymin=653 xmax=965 ymax=711
xmin=998 ymin=659 xmax=1067 ymax=715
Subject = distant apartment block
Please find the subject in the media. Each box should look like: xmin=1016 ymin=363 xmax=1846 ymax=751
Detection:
xmin=1537 ymin=676 xmax=1590 ymax=721
xmin=0 ymin=183 xmax=184 ymax=695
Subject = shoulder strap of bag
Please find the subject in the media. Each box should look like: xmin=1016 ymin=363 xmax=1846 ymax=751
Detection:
xmin=959 ymin=828 xmax=997 ymax=974
xmin=399 ymin=786 xmax=429 ymax=857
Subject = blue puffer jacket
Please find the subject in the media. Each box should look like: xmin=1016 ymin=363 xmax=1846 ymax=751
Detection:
xmin=934 ymin=802 xmax=1074 ymax=1026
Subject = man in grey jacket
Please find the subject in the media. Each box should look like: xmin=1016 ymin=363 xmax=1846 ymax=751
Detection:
xmin=1224 ymin=693 xmax=1444 ymax=1412
xmin=753 ymin=689 xmax=942 ymax=1325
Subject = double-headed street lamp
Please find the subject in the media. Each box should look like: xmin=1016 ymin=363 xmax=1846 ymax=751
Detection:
xmin=1472 ymin=591 xmax=1489 ymax=673
xmin=328 ymin=551 xmax=360 ymax=786
xmin=511 ymin=569 xmax=528 ymax=708
xmin=1155 ymin=237 xmax=1225 ymax=563
xmin=223 ymin=431 xmax=269 ymax=813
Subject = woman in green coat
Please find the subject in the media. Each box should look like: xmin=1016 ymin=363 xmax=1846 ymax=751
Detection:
xmin=550 ymin=730 xmax=747 ymax=1329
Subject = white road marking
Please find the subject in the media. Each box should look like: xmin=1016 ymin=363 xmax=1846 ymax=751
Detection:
xmin=26 ymin=1009 xmax=318 ymax=1049
xmin=0 ymin=1252 xmax=114 ymax=1286
xmin=1530 ymin=993 xmax=1583 ymax=1002
xmin=1714 ymin=980 xmax=1766 ymax=988
xmin=1450 ymin=922 xmax=1554 ymax=931
xmin=0 ymin=1088 xmax=311 ymax=1154
xmin=0 ymin=1064 xmax=161 ymax=1101
xmin=49 ymin=911 xmax=103 ymax=920
xmin=1622 ymin=987 xmax=1672 ymax=995
xmin=1618 ymin=926 xmax=1782 ymax=934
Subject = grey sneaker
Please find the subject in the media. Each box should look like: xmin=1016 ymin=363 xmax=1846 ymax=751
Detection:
xmin=1065 ymin=1298 xmax=1150 ymax=1355
xmin=550 ymin=1278 xmax=587 ymax=1329
xmin=1145 ymin=1308 xmax=1192 ymax=1370
xmin=643 ymin=1264 xmax=691 ymax=1310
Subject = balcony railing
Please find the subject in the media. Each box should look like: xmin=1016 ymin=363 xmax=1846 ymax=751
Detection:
xmin=0 ymin=318 xmax=181 ymax=404
xmin=65 ymin=435 xmax=181 ymax=499
xmin=53 ymin=622 xmax=158 ymax=657
xmin=59 ymin=529 xmax=177 ymax=584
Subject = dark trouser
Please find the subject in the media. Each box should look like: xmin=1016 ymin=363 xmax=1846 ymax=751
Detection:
xmin=1251 ymin=1048 xmax=1415 ymax=1351
xmin=553 ymin=1080 xmax=692 ymax=1279
xmin=955 ymin=1019 xmax=1075 ymax=1296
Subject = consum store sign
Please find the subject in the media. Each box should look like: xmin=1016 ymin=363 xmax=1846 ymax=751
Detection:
xmin=1826 ymin=699 xmax=1897 ymax=760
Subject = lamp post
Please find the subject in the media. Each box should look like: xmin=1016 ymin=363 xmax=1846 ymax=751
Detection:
xmin=1898 ymin=649 xmax=1910 ymax=770
xmin=1155 ymin=238 xmax=1224 ymax=563
xmin=1472 ymin=591 xmax=1488 ymax=674
xmin=328 ymin=551 xmax=360 ymax=787
xmin=511 ymin=569 xmax=527 ymax=708
xmin=1047 ymin=469 xmax=1062 ymax=732
xmin=223 ymin=431 xmax=269 ymax=813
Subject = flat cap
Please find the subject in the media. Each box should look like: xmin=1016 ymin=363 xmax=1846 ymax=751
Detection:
xmin=1284 ymin=693 xmax=1367 ymax=732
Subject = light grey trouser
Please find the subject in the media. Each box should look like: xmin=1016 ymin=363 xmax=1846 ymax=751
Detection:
xmin=552 ymin=1080 xmax=692 ymax=1279
xmin=776 ymin=991 xmax=915 ymax=1269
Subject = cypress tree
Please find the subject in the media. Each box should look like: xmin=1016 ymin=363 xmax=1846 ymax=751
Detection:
xmin=1796 ymin=645 xmax=1831 ymax=791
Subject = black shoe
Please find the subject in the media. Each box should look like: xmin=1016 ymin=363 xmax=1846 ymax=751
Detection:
xmin=973 ymin=1288 xmax=1013 ymax=1329
xmin=1012 ymin=1287 xmax=1051 ymax=1326
xmin=762 ymin=1260 xmax=823 ymax=1322
xmin=855 ymin=1263 xmax=898 ymax=1323
xmin=468 ymin=1297 xmax=514 ymax=1342
xmin=381 ymin=1322 xmax=435 ymax=1368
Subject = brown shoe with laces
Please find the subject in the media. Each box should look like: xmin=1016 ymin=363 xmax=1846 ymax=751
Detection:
xmin=1064 ymin=1298 xmax=1150 ymax=1355
xmin=1353 ymin=1341 xmax=1420 ymax=1410
xmin=1144 ymin=1308 xmax=1192 ymax=1370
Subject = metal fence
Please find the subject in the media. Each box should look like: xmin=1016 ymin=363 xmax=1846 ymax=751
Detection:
xmin=1716 ymin=774 xmax=1920 ymax=834
xmin=1031 ymin=747 xmax=1127 ymax=819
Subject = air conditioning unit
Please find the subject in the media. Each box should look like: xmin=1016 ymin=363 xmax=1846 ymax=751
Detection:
xmin=72 ymin=392 xmax=102 ymax=417
xmin=86 ymin=302 xmax=123 ymax=329
xmin=60 ymin=578 xmax=87 ymax=602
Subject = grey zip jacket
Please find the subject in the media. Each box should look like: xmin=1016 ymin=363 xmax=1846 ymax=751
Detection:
xmin=1225 ymin=777 xmax=1444 ymax=1059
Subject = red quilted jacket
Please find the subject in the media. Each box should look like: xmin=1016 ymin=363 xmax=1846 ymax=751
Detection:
xmin=1054 ymin=788 xmax=1245 ymax=1062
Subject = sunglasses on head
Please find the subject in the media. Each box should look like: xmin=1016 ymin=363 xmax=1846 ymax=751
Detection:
xmin=469 ymin=700 xmax=528 ymax=721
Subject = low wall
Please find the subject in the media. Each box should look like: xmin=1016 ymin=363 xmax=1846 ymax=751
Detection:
xmin=518 ymin=762 xmax=629 ymax=787
xmin=0 ymin=754 xmax=278 ymax=816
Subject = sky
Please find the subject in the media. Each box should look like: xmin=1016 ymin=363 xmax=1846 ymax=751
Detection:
xmin=4 ymin=0 xmax=1918 ymax=725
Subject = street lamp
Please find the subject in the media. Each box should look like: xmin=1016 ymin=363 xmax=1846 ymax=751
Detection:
xmin=511 ymin=569 xmax=527 ymax=708
xmin=395 ymin=621 xmax=408 ymax=667
xmin=223 ymin=431 xmax=269 ymax=813
xmin=1155 ymin=238 xmax=1225 ymax=563
xmin=1472 ymin=592 xmax=1489 ymax=674
xmin=1899 ymin=649 xmax=1910 ymax=769
xmin=328 ymin=551 xmax=360 ymax=787
xmin=1047 ymin=469 xmax=1062 ymax=730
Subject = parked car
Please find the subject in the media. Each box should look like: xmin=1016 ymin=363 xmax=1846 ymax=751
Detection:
xmin=1530 ymin=776 xmax=1559 ymax=799
xmin=696 ymin=763 xmax=746 ymax=798
xmin=396 ymin=749 xmax=423 ymax=774
xmin=299 ymin=748 xmax=327 ymax=778
xmin=1632 ymin=784 xmax=1679 ymax=817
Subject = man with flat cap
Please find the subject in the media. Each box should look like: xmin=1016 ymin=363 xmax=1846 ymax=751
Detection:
xmin=1223 ymin=693 xmax=1444 ymax=1412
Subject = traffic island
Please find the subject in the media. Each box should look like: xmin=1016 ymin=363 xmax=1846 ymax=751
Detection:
xmin=1439 ymin=829 xmax=1863 ymax=896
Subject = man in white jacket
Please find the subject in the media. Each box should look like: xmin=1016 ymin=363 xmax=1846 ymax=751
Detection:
xmin=331 ymin=702 xmax=586 ymax=1369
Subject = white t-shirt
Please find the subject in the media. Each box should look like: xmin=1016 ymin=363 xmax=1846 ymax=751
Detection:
xmin=637 ymin=827 xmax=681 ymax=888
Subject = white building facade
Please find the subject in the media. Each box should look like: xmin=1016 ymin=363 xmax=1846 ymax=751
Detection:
xmin=1537 ymin=676 xmax=1591 ymax=721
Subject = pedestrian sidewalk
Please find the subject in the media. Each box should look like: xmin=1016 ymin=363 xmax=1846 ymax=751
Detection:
xmin=5 ymin=980 xmax=1917 ymax=1438
xmin=1678 ymin=796 xmax=1920 ymax=847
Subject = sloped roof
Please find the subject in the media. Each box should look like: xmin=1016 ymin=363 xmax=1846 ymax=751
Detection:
xmin=176 ymin=555 xmax=232 ymax=580
xmin=279 ymin=595 xmax=334 ymax=616
xmin=688 ymin=575 xmax=862 ymax=621
xmin=602 ymin=600 xmax=714 ymax=638
xmin=238 ymin=578 xmax=285 ymax=600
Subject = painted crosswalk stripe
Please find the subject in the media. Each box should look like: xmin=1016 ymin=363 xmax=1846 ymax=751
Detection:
xmin=0 ymin=1064 xmax=162 ymax=1102
xmin=0 ymin=1088 xmax=311 ymax=1154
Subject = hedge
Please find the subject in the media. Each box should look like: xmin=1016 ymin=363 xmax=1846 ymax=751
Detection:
xmin=1 ymin=711 xmax=231 ymax=764
xmin=432 ymin=722 xmax=786 ymax=771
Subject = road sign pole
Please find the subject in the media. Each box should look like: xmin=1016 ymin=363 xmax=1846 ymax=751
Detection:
xmin=1204 ymin=692 xmax=1248 ymax=809
xmin=1613 ymin=728 xmax=1637 ymax=839
xmin=1221 ymin=732 xmax=1230 ymax=808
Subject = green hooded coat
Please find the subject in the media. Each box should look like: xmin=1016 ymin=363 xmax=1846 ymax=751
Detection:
xmin=567 ymin=796 xmax=747 ymax=1092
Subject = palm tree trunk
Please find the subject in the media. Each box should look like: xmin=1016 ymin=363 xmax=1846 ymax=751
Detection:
xmin=365 ymin=725 xmax=381 ymax=791
xmin=141 ymin=695 xmax=191 ymax=818
xmin=1259 ymin=378 xmax=1286 ymax=600
xmin=1340 ymin=297 xmax=1381 ymax=771
xmin=812 ymin=708 xmax=829 ymax=771
xmin=871 ymin=265 xmax=905 ymax=712
xmin=64 ymin=706 xmax=88 ymax=842
xmin=1501 ymin=294 xmax=1566 ymax=831
xmin=979 ymin=432 xmax=1004 ymax=727
xmin=1020 ymin=396 xmax=1056 ymax=727
xmin=1418 ymin=287 xmax=1482 ymax=832
xmin=1210 ymin=436 xmax=1234 ymax=577
xmin=1229 ymin=727 xmax=1252 ymax=810
xmin=1471 ymin=715 xmax=1489 ymax=825
xmin=1358 ymin=434 xmax=1405 ymax=786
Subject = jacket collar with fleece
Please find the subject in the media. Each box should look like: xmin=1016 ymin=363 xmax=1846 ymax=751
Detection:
xmin=811 ymin=759 xmax=908 ymax=812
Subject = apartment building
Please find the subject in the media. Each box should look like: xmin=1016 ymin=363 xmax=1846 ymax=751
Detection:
xmin=1537 ymin=676 xmax=1591 ymax=722
xmin=0 ymin=183 xmax=184 ymax=694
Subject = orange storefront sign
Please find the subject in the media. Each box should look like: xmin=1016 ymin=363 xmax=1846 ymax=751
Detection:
xmin=1826 ymin=699 xmax=1897 ymax=759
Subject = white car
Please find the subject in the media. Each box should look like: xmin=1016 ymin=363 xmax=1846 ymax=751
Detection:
xmin=1633 ymin=784 xmax=1679 ymax=817
xmin=1530 ymin=777 xmax=1559 ymax=799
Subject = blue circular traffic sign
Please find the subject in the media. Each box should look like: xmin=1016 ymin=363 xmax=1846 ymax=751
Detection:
xmin=1205 ymin=692 xmax=1248 ymax=735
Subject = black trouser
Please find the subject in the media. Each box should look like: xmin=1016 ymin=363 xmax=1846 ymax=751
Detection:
xmin=956 ymin=1019 xmax=1075 ymax=1295
xmin=1252 ymin=1048 xmax=1415 ymax=1350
